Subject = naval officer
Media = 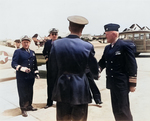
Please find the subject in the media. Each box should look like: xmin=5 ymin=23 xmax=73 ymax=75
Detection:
xmin=98 ymin=23 xmax=137 ymax=121
xmin=14 ymin=39 xmax=21 ymax=49
xmin=42 ymin=28 xmax=58 ymax=109
xmin=11 ymin=35 xmax=40 ymax=117
xmin=48 ymin=15 xmax=99 ymax=121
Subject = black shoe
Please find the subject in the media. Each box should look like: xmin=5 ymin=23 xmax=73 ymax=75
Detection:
xmin=95 ymin=99 xmax=103 ymax=104
xmin=96 ymin=101 xmax=103 ymax=104
xmin=44 ymin=104 xmax=52 ymax=109
xmin=27 ymin=107 xmax=37 ymax=111
xmin=30 ymin=107 xmax=37 ymax=111
xmin=44 ymin=105 xmax=50 ymax=109
xmin=22 ymin=110 xmax=28 ymax=117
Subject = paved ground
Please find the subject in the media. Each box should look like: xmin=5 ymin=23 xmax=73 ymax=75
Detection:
xmin=0 ymin=41 xmax=150 ymax=121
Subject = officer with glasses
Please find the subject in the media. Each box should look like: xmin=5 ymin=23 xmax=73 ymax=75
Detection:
xmin=42 ymin=28 xmax=58 ymax=109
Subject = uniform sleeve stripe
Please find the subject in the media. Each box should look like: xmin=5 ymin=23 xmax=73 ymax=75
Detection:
xmin=129 ymin=78 xmax=137 ymax=83
xmin=129 ymin=76 xmax=137 ymax=79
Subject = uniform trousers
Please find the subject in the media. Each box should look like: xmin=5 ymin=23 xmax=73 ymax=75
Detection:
xmin=17 ymin=78 xmax=34 ymax=110
xmin=56 ymin=102 xmax=88 ymax=121
xmin=46 ymin=61 xmax=54 ymax=106
xmin=110 ymin=89 xmax=133 ymax=121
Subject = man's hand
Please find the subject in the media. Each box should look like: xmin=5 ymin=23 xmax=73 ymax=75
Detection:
xmin=98 ymin=73 xmax=101 ymax=79
xmin=25 ymin=68 xmax=31 ymax=73
xmin=98 ymin=67 xmax=102 ymax=79
xmin=46 ymin=58 xmax=48 ymax=62
xmin=35 ymin=74 xmax=40 ymax=79
xmin=130 ymin=86 xmax=136 ymax=92
xmin=20 ymin=67 xmax=31 ymax=73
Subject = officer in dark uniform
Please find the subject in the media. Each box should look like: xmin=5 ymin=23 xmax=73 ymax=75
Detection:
xmin=48 ymin=15 xmax=99 ymax=121
xmin=98 ymin=23 xmax=137 ymax=121
xmin=42 ymin=28 xmax=58 ymax=109
xmin=11 ymin=35 xmax=40 ymax=117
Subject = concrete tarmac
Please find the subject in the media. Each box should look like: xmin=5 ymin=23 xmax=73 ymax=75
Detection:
xmin=0 ymin=41 xmax=150 ymax=121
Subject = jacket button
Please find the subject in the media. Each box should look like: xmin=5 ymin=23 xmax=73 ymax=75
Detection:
xmin=111 ymin=61 xmax=113 ymax=63
xmin=111 ymin=68 xmax=113 ymax=70
xmin=28 ymin=64 xmax=30 ymax=65
xmin=105 ymin=61 xmax=107 ymax=63
xmin=111 ymin=76 xmax=113 ymax=77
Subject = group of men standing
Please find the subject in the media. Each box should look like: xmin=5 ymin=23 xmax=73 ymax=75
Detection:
xmin=11 ymin=15 xmax=137 ymax=121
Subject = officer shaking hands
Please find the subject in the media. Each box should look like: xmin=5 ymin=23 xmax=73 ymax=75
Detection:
xmin=11 ymin=35 xmax=40 ymax=117
xmin=98 ymin=24 xmax=137 ymax=121
xmin=49 ymin=15 xmax=99 ymax=121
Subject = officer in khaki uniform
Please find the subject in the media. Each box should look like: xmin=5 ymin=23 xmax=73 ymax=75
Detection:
xmin=11 ymin=35 xmax=40 ymax=117
xmin=98 ymin=24 xmax=137 ymax=121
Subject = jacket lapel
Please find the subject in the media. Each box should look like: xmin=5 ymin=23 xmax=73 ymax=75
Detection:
xmin=110 ymin=40 xmax=121 ymax=58
xmin=105 ymin=40 xmax=120 ymax=59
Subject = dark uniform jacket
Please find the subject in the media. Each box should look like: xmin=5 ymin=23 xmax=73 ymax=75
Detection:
xmin=99 ymin=39 xmax=137 ymax=90
xmin=42 ymin=39 xmax=52 ymax=59
xmin=49 ymin=35 xmax=99 ymax=105
xmin=11 ymin=48 xmax=38 ymax=79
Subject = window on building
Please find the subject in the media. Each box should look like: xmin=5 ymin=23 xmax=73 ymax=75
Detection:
xmin=119 ymin=34 xmax=125 ymax=39
xmin=134 ymin=34 xmax=139 ymax=40
xmin=146 ymin=33 xmax=150 ymax=39
xmin=127 ymin=34 xmax=133 ymax=40
xmin=140 ymin=33 xmax=144 ymax=40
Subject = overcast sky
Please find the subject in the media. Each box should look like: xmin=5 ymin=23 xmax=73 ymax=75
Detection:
xmin=0 ymin=0 xmax=150 ymax=40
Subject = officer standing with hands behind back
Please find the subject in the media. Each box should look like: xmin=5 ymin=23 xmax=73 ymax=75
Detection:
xmin=11 ymin=35 xmax=40 ymax=117
xmin=98 ymin=23 xmax=137 ymax=121
xmin=42 ymin=28 xmax=58 ymax=109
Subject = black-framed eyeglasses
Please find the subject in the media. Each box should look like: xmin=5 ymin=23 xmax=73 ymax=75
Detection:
xmin=52 ymin=33 xmax=58 ymax=36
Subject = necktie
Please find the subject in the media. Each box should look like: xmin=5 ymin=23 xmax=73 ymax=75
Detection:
xmin=26 ymin=49 xmax=30 ymax=53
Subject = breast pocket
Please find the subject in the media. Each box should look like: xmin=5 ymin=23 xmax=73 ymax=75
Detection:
xmin=114 ymin=51 xmax=123 ymax=64
xmin=115 ymin=51 xmax=121 ymax=56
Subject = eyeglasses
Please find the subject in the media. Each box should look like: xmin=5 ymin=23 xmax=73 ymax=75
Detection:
xmin=52 ymin=33 xmax=58 ymax=36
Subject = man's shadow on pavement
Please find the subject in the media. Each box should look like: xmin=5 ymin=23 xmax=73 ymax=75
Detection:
xmin=2 ymin=108 xmax=21 ymax=116
xmin=33 ymin=103 xmax=56 ymax=108
xmin=2 ymin=103 xmax=56 ymax=116
xmin=88 ymin=104 xmax=102 ymax=108
xmin=2 ymin=103 xmax=99 ymax=116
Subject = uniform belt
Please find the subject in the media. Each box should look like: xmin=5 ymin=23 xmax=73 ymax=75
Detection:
xmin=63 ymin=71 xmax=84 ymax=77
